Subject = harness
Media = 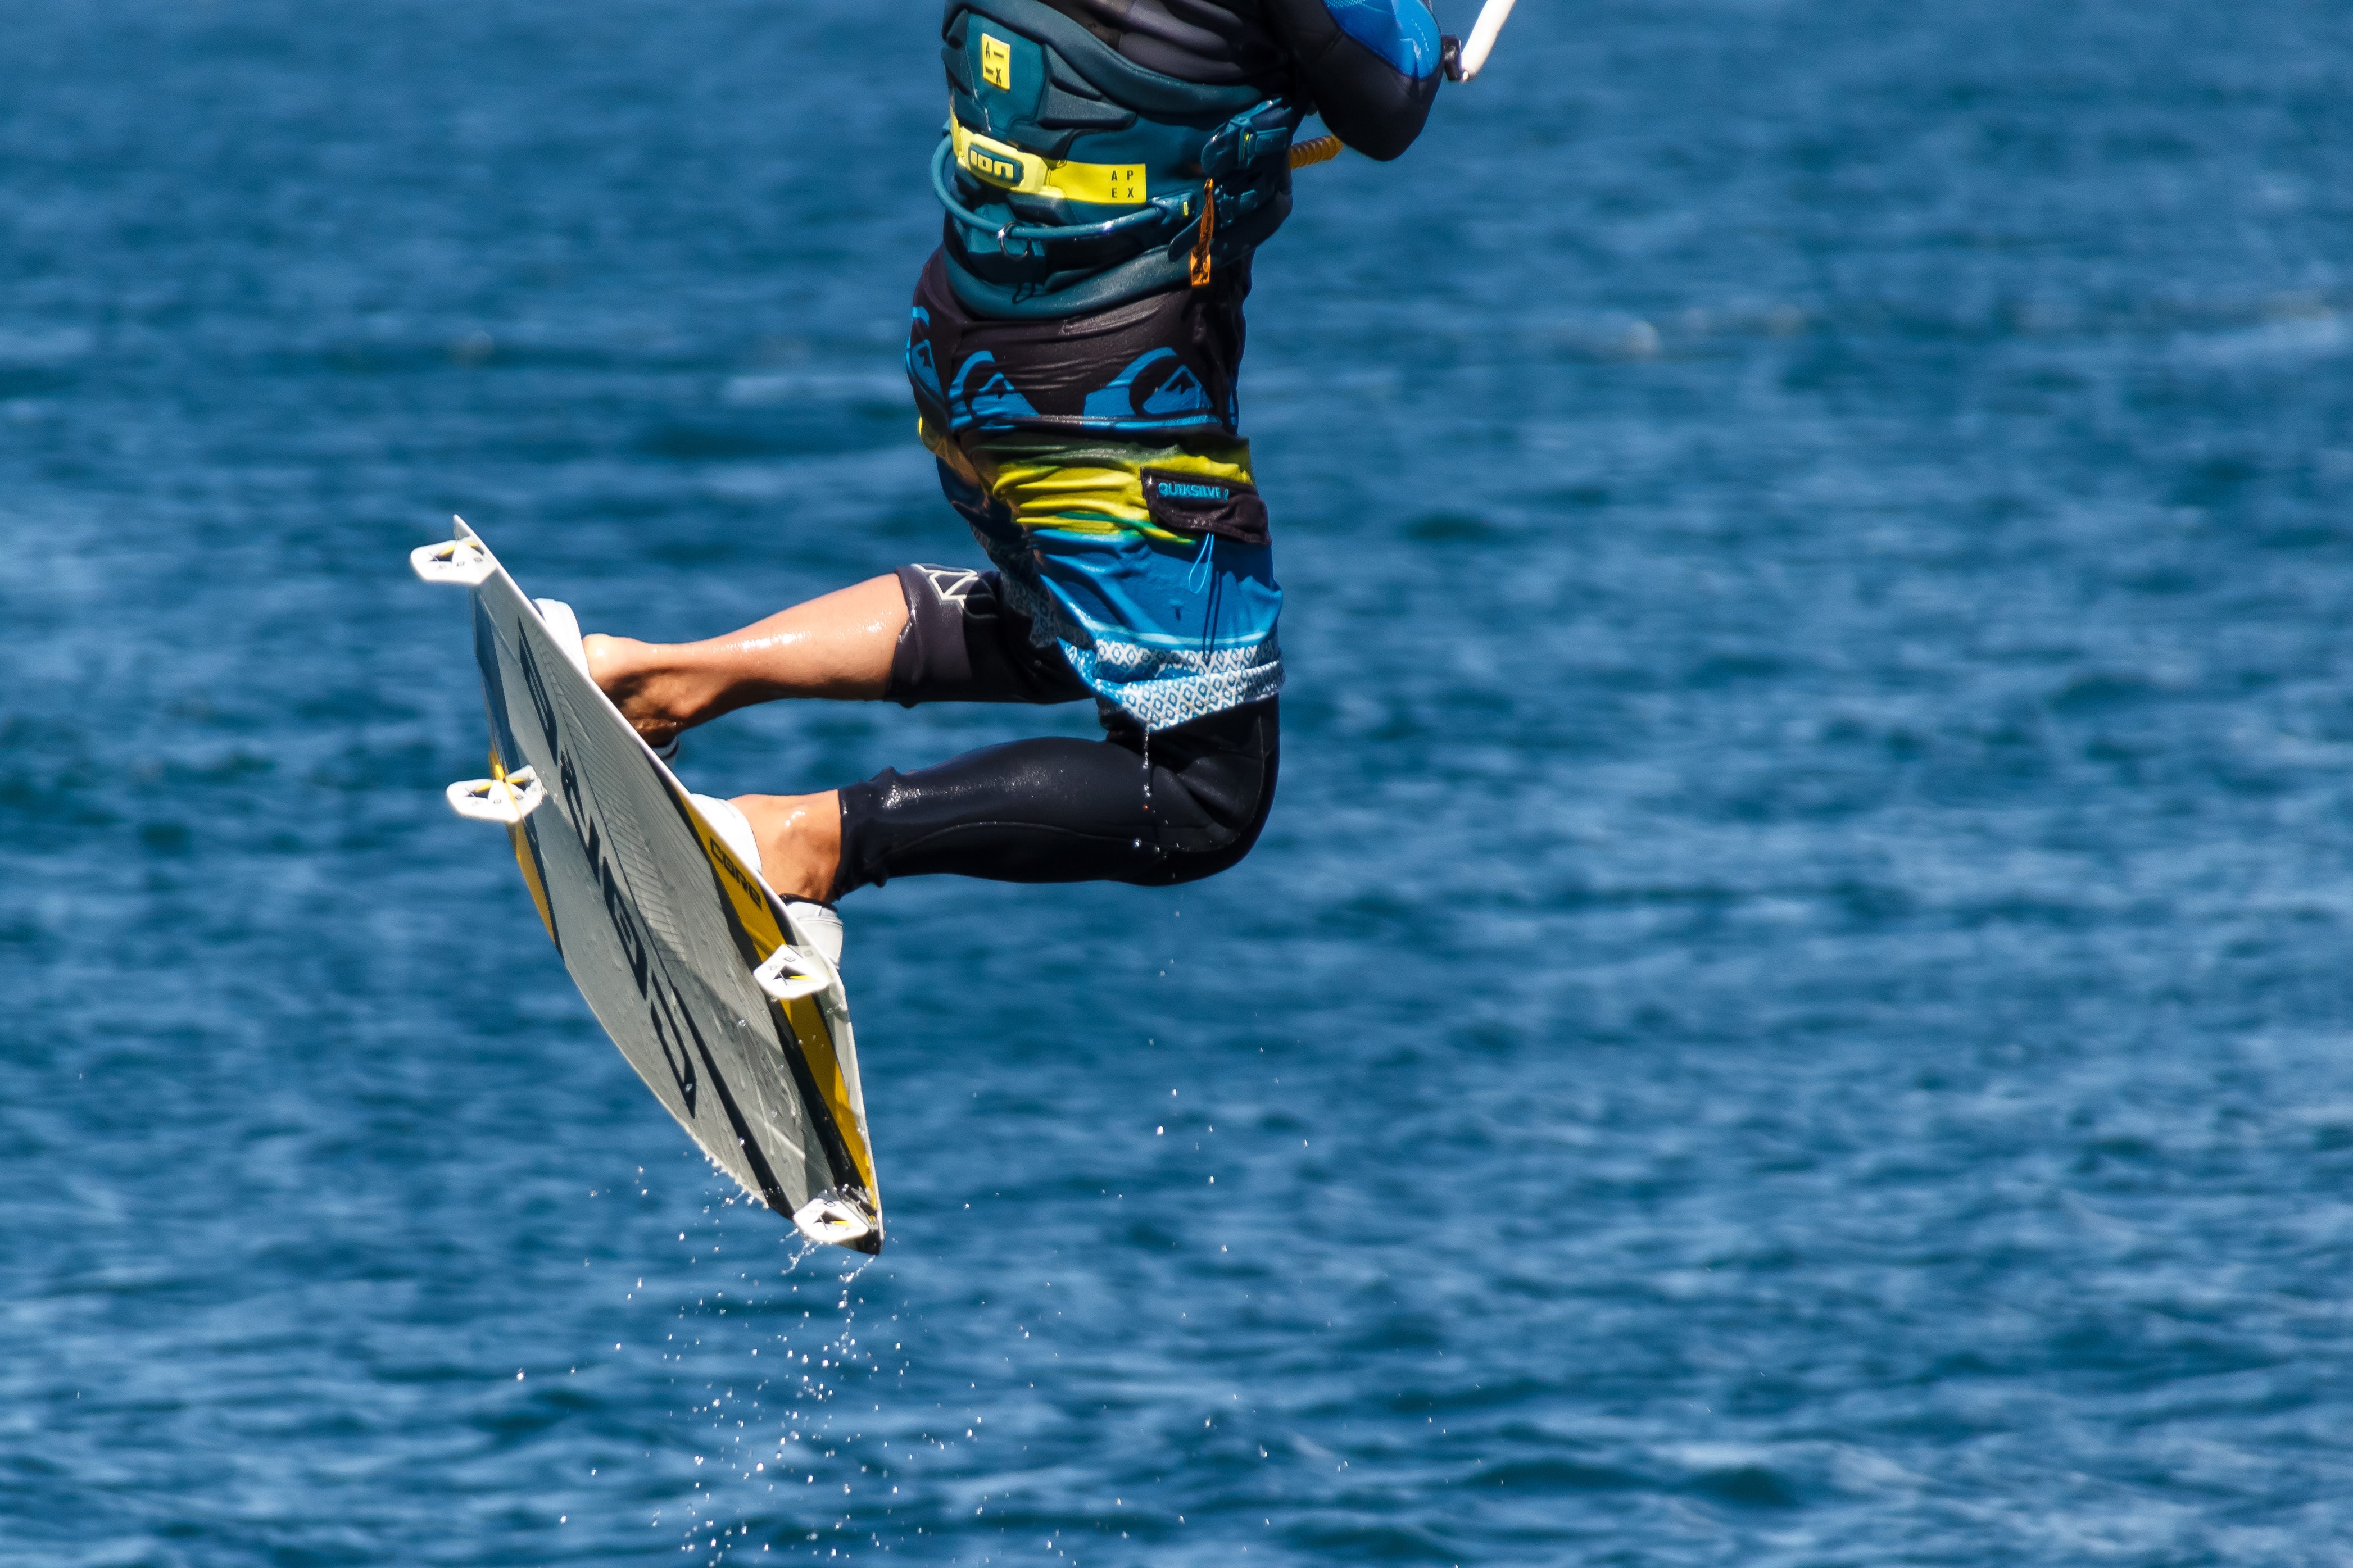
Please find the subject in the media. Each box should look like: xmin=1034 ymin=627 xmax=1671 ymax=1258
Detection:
xmin=936 ymin=0 xmax=1305 ymax=317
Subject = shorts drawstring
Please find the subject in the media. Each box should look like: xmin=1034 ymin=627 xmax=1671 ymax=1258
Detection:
xmin=1185 ymin=529 xmax=1216 ymax=592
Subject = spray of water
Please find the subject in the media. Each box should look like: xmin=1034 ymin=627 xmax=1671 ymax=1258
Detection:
xmin=650 ymin=1180 xmax=905 ymax=1563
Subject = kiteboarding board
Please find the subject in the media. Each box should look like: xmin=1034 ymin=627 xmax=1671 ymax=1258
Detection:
xmin=411 ymin=519 xmax=882 ymax=1253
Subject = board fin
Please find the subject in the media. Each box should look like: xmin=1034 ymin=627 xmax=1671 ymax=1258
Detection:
xmin=793 ymin=1188 xmax=881 ymax=1253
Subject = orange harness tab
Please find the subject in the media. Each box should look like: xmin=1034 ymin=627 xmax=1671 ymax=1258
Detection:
xmin=1189 ymin=178 xmax=1216 ymax=288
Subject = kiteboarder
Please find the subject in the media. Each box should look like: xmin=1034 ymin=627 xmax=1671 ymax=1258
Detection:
xmin=584 ymin=0 xmax=1444 ymax=925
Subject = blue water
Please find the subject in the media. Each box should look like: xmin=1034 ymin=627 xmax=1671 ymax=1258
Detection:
xmin=8 ymin=1 xmax=2353 ymax=1561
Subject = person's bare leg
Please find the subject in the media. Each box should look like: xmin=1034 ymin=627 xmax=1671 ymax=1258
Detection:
xmin=731 ymin=790 xmax=841 ymax=903
xmin=582 ymin=575 xmax=908 ymax=747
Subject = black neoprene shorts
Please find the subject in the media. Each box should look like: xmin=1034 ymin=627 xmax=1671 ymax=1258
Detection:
xmin=829 ymin=564 xmax=1279 ymax=898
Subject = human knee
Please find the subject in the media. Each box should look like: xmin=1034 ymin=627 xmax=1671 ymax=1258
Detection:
xmin=887 ymin=563 xmax=1091 ymax=707
xmin=1153 ymin=758 xmax=1277 ymax=883
xmin=1134 ymin=699 xmax=1280 ymax=883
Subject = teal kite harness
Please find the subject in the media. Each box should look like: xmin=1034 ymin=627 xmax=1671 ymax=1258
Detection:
xmin=935 ymin=0 xmax=1306 ymax=317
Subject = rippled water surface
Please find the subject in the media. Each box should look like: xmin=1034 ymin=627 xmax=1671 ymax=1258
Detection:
xmin=8 ymin=1 xmax=2353 ymax=1562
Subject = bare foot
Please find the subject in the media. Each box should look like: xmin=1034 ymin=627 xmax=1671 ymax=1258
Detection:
xmin=583 ymin=634 xmax=711 ymax=748
xmin=731 ymin=791 xmax=842 ymax=903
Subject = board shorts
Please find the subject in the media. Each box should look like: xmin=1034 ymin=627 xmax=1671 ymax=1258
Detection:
xmin=919 ymin=419 xmax=1284 ymax=731
xmin=858 ymin=250 xmax=1285 ymax=894
xmin=906 ymin=248 xmax=1282 ymax=733
xmin=830 ymin=562 xmax=1278 ymax=896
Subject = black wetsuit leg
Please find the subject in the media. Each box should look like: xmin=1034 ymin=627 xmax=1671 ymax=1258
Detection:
xmin=829 ymin=564 xmax=1280 ymax=896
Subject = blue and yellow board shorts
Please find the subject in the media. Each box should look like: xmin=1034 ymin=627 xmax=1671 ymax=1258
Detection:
xmin=920 ymin=418 xmax=1284 ymax=733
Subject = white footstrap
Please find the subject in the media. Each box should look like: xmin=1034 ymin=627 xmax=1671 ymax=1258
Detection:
xmin=692 ymin=794 xmax=765 ymax=881
xmin=533 ymin=597 xmax=591 ymax=678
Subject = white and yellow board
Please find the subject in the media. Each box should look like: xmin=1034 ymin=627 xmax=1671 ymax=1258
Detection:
xmin=413 ymin=519 xmax=882 ymax=1252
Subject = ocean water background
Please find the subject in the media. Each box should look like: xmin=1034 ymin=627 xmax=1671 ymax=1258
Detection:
xmin=7 ymin=0 xmax=2353 ymax=1561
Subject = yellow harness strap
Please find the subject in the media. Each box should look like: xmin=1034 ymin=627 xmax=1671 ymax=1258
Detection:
xmin=950 ymin=120 xmax=1148 ymax=207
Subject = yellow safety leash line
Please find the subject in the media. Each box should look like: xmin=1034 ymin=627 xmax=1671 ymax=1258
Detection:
xmin=1289 ymin=134 xmax=1343 ymax=169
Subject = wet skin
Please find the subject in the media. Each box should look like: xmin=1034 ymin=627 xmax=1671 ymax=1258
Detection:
xmin=583 ymin=574 xmax=908 ymax=901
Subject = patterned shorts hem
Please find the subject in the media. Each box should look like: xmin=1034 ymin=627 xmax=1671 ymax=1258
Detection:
xmin=1063 ymin=640 xmax=1286 ymax=733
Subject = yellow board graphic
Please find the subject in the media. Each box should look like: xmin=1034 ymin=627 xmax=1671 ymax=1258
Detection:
xmin=674 ymin=791 xmax=879 ymax=1205
xmin=491 ymin=746 xmax=558 ymax=945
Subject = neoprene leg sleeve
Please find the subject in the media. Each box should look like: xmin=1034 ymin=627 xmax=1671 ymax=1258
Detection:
xmin=829 ymin=565 xmax=1280 ymax=896
xmin=835 ymin=700 xmax=1277 ymax=894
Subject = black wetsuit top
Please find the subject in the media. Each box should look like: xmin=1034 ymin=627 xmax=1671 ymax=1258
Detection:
xmin=1038 ymin=0 xmax=1439 ymax=158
